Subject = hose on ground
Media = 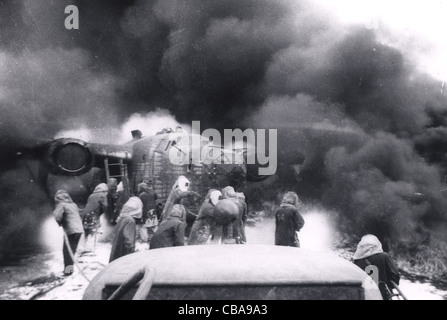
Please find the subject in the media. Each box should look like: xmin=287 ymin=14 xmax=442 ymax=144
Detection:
xmin=63 ymin=232 xmax=92 ymax=283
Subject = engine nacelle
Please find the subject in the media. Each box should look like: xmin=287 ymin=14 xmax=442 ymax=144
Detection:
xmin=45 ymin=138 xmax=94 ymax=176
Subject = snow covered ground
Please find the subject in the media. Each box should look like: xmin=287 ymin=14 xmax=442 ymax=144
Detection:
xmin=0 ymin=211 xmax=445 ymax=300
xmin=245 ymin=212 xmax=447 ymax=301
xmin=398 ymin=280 xmax=446 ymax=300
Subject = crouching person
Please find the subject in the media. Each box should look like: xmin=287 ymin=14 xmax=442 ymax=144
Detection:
xmin=52 ymin=190 xmax=84 ymax=276
xmin=150 ymin=204 xmax=187 ymax=250
xmin=353 ymin=234 xmax=400 ymax=300
xmin=222 ymin=186 xmax=246 ymax=244
xmin=211 ymin=199 xmax=239 ymax=244
xmin=109 ymin=197 xmax=143 ymax=263
xmin=188 ymin=189 xmax=222 ymax=245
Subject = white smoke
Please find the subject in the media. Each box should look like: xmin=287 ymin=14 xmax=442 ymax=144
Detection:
xmin=53 ymin=109 xmax=191 ymax=145
xmin=118 ymin=109 xmax=191 ymax=143
xmin=54 ymin=128 xmax=94 ymax=142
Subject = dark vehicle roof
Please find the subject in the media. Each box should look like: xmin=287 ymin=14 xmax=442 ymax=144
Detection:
xmin=83 ymin=245 xmax=382 ymax=300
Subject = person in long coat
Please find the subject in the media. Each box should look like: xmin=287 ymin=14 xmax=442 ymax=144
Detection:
xmin=109 ymin=197 xmax=143 ymax=263
xmin=150 ymin=204 xmax=187 ymax=250
xmin=83 ymin=183 xmax=109 ymax=234
xmin=52 ymin=190 xmax=84 ymax=276
xmin=188 ymin=189 xmax=222 ymax=245
xmin=274 ymin=191 xmax=305 ymax=247
xmin=353 ymin=234 xmax=400 ymax=300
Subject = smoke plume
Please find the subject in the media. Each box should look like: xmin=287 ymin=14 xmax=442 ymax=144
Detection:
xmin=1 ymin=0 xmax=447 ymax=258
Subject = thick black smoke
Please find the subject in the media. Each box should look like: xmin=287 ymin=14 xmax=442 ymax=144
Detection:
xmin=1 ymin=0 xmax=447 ymax=258
xmin=249 ymin=21 xmax=447 ymax=247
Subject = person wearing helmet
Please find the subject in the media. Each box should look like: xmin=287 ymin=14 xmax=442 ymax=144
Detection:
xmin=109 ymin=197 xmax=143 ymax=262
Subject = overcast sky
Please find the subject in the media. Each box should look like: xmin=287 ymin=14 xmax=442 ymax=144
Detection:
xmin=316 ymin=0 xmax=447 ymax=81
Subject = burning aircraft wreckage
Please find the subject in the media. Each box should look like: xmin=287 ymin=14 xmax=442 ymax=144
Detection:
xmin=1 ymin=0 xmax=447 ymax=301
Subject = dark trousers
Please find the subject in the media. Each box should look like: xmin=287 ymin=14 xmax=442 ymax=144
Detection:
xmin=63 ymin=233 xmax=82 ymax=274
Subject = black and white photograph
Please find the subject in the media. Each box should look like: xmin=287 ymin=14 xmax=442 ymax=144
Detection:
xmin=0 ymin=0 xmax=447 ymax=302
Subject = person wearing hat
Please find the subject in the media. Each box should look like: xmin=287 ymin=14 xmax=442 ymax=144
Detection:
xmin=52 ymin=190 xmax=84 ymax=276
xmin=275 ymin=191 xmax=305 ymax=248
xmin=109 ymin=197 xmax=143 ymax=262
xmin=353 ymin=234 xmax=400 ymax=300
xmin=150 ymin=204 xmax=187 ymax=250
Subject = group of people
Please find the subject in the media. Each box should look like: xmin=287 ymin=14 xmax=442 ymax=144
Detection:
xmin=51 ymin=178 xmax=308 ymax=276
xmin=110 ymin=176 xmax=250 ymax=263
xmin=188 ymin=186 xmax=248 ymax=246
xmin=52 ymin=175 xmax=400 ymax=300
xmin=52 ymin=176 xmax=307 ymax=276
